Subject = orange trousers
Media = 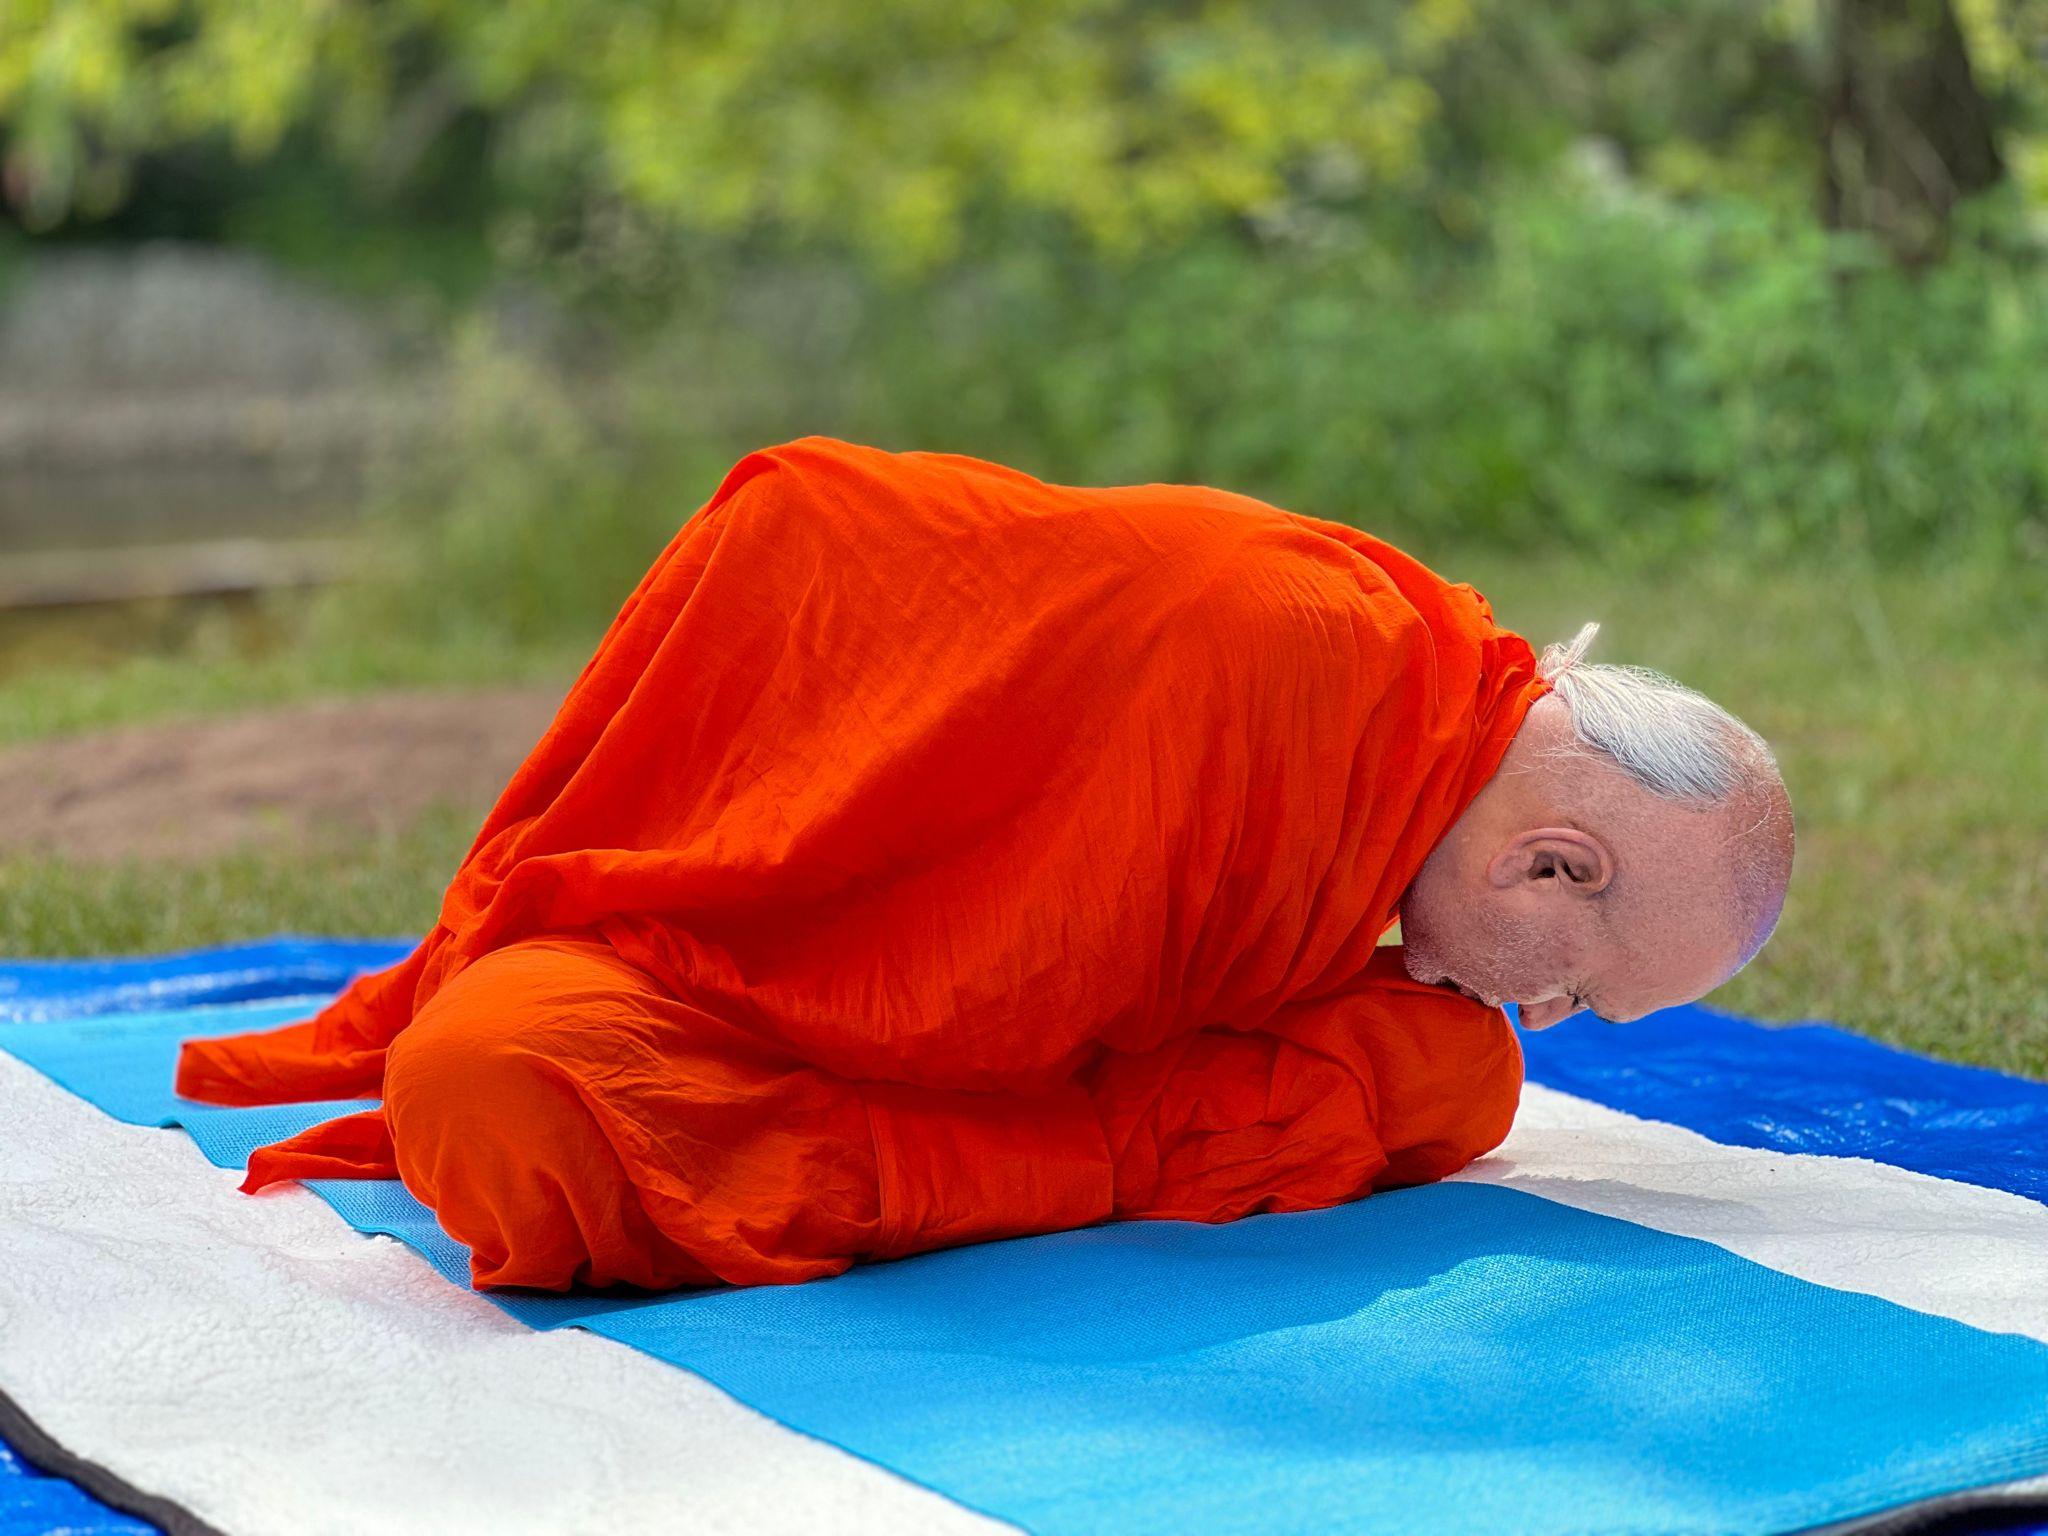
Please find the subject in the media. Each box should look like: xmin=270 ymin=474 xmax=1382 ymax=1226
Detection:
xmin=249 ymin=937 xmax=1520 ymax=1291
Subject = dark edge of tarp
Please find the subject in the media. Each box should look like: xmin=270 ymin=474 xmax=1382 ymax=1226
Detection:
xmin=0 ymin=1383 xmax=220 ymax=1536
xmin=1794 ymin=1477 xmax=2048 ymax=1536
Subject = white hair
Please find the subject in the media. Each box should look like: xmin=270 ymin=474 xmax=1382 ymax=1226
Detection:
xmin=1537 ymin=622 xmax=1775 ymax=805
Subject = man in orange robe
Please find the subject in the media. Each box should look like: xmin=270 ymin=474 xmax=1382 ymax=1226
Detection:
xmin=176 ymin=437 xmax=1792 ymax=1292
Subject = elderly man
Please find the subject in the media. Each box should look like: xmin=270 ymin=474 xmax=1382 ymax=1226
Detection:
xmin=177 ymin=437 xmax=1793 ymax=1293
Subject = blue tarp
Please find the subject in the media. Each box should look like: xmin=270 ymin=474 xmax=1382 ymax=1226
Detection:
xmin=0 ymin=1439 xmax=154 ymax=1536
xmin=1520 ymin=1004 xmax=2048 ymax=1205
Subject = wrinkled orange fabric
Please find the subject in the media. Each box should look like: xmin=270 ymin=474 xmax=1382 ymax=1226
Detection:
xmin=176 ymin=436 xmax=1549 ymax=1292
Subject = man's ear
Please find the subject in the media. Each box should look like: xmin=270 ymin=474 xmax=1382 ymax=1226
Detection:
xmin=1485 ymin=827 xmax=1614 ymax=897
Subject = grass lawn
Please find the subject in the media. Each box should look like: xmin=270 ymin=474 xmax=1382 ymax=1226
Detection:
xmin=1 ymin=551 xmax=2041 ymax=1078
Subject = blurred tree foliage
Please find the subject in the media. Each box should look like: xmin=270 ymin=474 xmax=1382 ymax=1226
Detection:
xmin=3 ymin=0 xmax=2041 ymax=262
xmin=1 ymin=0 xmax=1481 ymax=262
xmin=3 ymin=0 xmax=2046 ymax=567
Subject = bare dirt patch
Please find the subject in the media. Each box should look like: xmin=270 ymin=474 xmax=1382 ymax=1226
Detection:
xmin=0 ymin=686 xmax=563 ymax=863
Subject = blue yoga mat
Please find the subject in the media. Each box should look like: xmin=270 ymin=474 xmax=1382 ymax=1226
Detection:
xmin=6 ymin=940 xmax=2048 ymax=1536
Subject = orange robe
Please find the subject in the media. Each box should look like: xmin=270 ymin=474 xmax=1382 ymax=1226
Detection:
xmin=176 ymin=437 xmax=1548 ymax=1292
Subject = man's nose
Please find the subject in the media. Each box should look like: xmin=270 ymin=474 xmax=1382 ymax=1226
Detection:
xmin=1517 ymin=997 xmax=1577 ymax=1031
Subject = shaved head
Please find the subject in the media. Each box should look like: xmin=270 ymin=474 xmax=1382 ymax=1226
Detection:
xmin=1399 ymin=625 xmax=1794 ymax=1030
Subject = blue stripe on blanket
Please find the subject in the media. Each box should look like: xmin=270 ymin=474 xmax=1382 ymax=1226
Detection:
xmin=5 ymin=941 xmax=2048 ymax=1536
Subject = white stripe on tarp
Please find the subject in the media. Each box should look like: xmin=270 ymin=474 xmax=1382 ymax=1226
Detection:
xmin=1460 ymin=1083 xmax=2048 ymax=1345
xmin=0 ymin=1053 xmax=1006 ymax=1536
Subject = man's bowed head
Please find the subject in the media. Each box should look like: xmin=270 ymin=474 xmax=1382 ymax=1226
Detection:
xmin=1400 ymin=622 xmax=1795 ymax=1031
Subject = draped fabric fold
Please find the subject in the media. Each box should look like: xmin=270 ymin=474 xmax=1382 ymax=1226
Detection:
xmin=180 ymin=436 xmax=1546 ymax=1289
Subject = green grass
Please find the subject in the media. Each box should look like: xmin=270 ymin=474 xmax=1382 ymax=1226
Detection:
xmin=1 ymin=553 xmax=2041 ymax=1078
xmin=0 ymin=807 xmax=481 ymax=954
xmin=0 ymin=596 xmax=587 ymax=749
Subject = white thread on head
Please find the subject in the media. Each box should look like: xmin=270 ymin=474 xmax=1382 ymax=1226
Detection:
xmin=1539 ymin=621 xmax=1604 ymax=683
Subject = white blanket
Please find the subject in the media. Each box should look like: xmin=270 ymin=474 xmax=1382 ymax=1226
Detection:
xmin=0 ymin=1052 xmax=1005 ymax=1536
